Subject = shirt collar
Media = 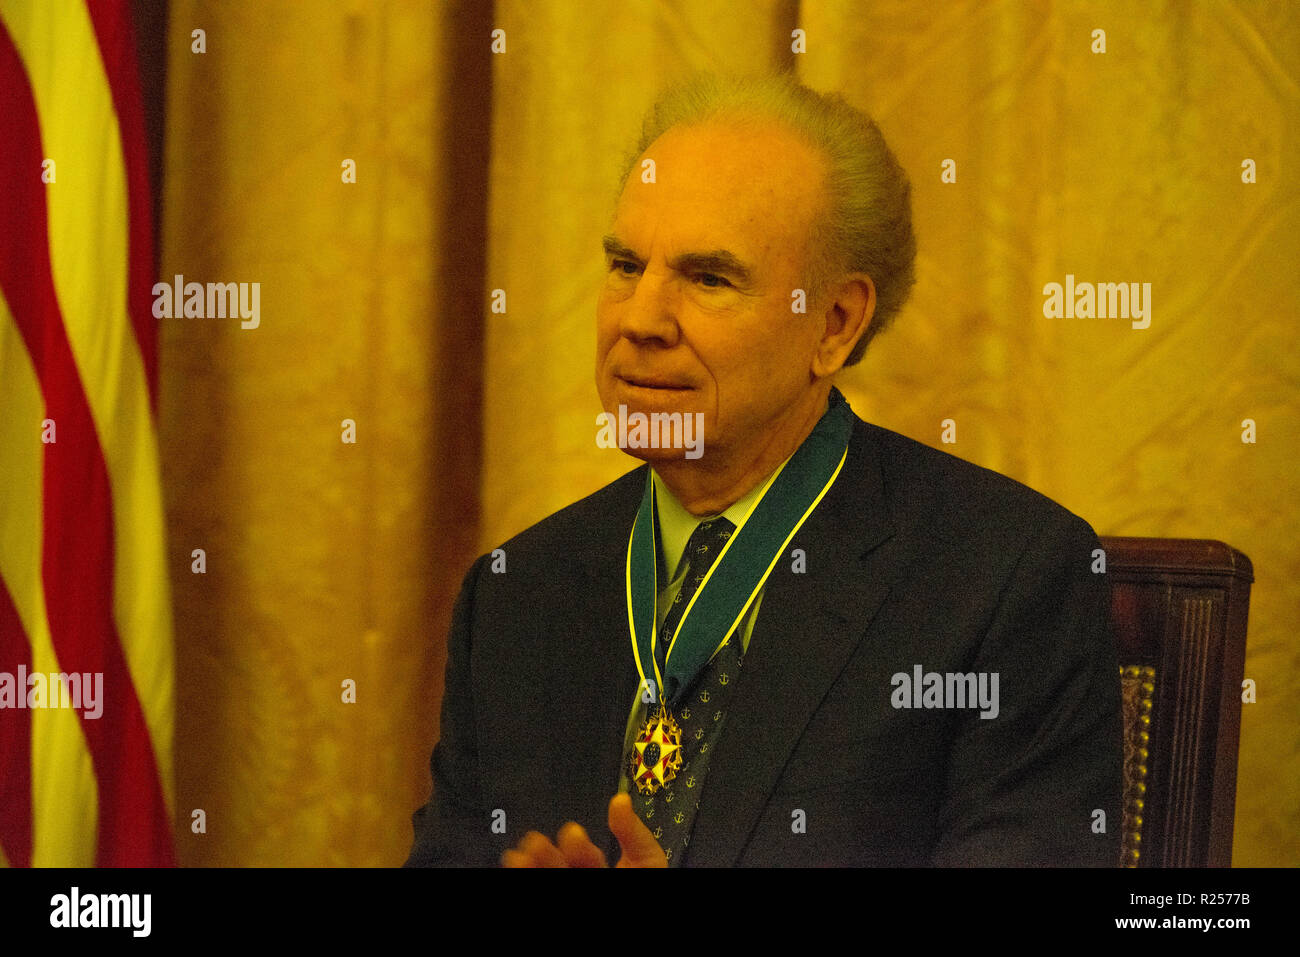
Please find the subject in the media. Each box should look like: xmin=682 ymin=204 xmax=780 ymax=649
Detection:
xmin=651 ymin=456 xmax=791 ymax=583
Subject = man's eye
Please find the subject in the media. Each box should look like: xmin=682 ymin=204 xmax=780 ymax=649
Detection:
xmin=610 ymin=259 xmax=640 ymax=276
xmin=697 ymin=273 xmax=731 ymax=288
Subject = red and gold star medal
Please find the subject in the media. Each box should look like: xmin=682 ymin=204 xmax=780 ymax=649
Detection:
xmin=631 ymin=704 xmax=683 ymax=794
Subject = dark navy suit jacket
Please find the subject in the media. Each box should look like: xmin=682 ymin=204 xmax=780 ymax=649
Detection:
xmin=407 ymin=413 xmax=1123 ymax=866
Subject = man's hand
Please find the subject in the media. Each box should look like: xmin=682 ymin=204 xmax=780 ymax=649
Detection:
xmin=500 ymin=794 xmax=668 ymax=868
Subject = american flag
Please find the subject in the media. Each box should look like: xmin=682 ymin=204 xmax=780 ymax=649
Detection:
xmin=0 ymin=0 xmax=173 ymax=866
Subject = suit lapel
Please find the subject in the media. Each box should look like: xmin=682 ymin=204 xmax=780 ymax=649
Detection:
xmin=568 ymin=467 xmax=649 ymax=856
xmin=687 ymin=417 xmax=898 ymax=866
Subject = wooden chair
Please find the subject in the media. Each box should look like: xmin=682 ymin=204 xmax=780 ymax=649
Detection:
xmin=1102 ymin=537 xmax=1253 ymax=867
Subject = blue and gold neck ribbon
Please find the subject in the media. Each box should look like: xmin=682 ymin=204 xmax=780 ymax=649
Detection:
xmin=625 ymin=388 xmax=854 ymax=709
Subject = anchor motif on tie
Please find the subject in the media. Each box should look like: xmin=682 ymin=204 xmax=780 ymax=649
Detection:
xmin=685 ymin=776 xmax=696 ymax=788
xmin=674 ymin=811 xmax=685 ymax=825
xmin=680 ymin=708 xmax=691 ymax=721
xmin=695 ymin=728 xmax=704 ymax=740
xmin=654 ymin=826 xmax=663 ymax=839
xmin=714 ymin=710 xmax=722 ymax=722
xmin=665 ymin=790 xmax=675 ymax=803
xmin=719 ymin=673 xmax=729 ymax=685
xmin=699 ymin=690 xmax=710 ymax=703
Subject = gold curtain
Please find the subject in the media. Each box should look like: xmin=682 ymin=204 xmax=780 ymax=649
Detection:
xmin=161 ymin=0 xmax=489 ymax=865
xmin=161 ymin=0 xmax=1299 ymax=866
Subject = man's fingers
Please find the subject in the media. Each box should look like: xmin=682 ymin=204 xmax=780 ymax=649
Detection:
xmin=502 ymin=809 xmax=658 ymax=868
xmin=608 ymin=793 xmax=667 ymax=868
xmin=522 ymin=830 xmax=569 ymax=868
xmin=501 ymin=830 xmax=569 ymax=868
xmin=556 ymin=822 xmax=608 ymax=868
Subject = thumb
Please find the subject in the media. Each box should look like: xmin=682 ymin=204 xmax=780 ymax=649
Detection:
xmin=608 ymin=793 xmax=668 ymax=868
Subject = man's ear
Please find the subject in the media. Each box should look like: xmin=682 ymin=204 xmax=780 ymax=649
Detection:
xmin=812 ymin=274 xmax=876 ymax=377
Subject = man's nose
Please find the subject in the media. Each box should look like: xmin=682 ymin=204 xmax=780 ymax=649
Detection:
xmin=617 ymin=269 xmax=680 ymax=346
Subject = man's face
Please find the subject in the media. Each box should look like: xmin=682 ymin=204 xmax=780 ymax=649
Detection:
xmin=596 ymin=119 xmax=831 ymax=466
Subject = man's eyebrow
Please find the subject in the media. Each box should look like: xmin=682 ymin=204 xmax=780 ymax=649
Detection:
xmin=671 ymin=250 xmax=753 ymax=285
xmin=601 ymin=235 xmax=754 ymax=284
xmin=602 ymin=235 xmax=640 ymax=261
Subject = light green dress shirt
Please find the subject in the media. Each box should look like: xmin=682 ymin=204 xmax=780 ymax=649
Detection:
xmin=648 ymin=468 xmax=770 ymax=651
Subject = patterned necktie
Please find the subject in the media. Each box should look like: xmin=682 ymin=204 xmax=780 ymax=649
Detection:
xmin=636 ymin=515 xmax=742 ymax=865
xmin=656 ymin=516 xmax=736 ymax=704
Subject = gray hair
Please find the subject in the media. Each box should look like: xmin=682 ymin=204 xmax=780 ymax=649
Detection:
xmin=617 ymin=73 xmax=916 ymax=364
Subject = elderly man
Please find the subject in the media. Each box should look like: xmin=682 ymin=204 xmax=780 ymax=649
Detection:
xmin=406 ymin=74 xmax=1122 ymax=867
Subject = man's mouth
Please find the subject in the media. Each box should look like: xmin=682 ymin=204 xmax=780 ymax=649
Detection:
xmin=618 ymin=375 xmax=692 ymax=391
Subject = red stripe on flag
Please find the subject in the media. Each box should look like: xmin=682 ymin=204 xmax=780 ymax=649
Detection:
xmin=83 ymin=0 xmax=159 ymax=413
xmin=0 ymin=21 xmax=174 ymax=867
xmin=0 ymin=579 xmax=33 ymax=868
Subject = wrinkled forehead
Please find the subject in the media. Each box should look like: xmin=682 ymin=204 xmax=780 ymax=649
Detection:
xmin=611 ymin=120 xmax=829 ymax=267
